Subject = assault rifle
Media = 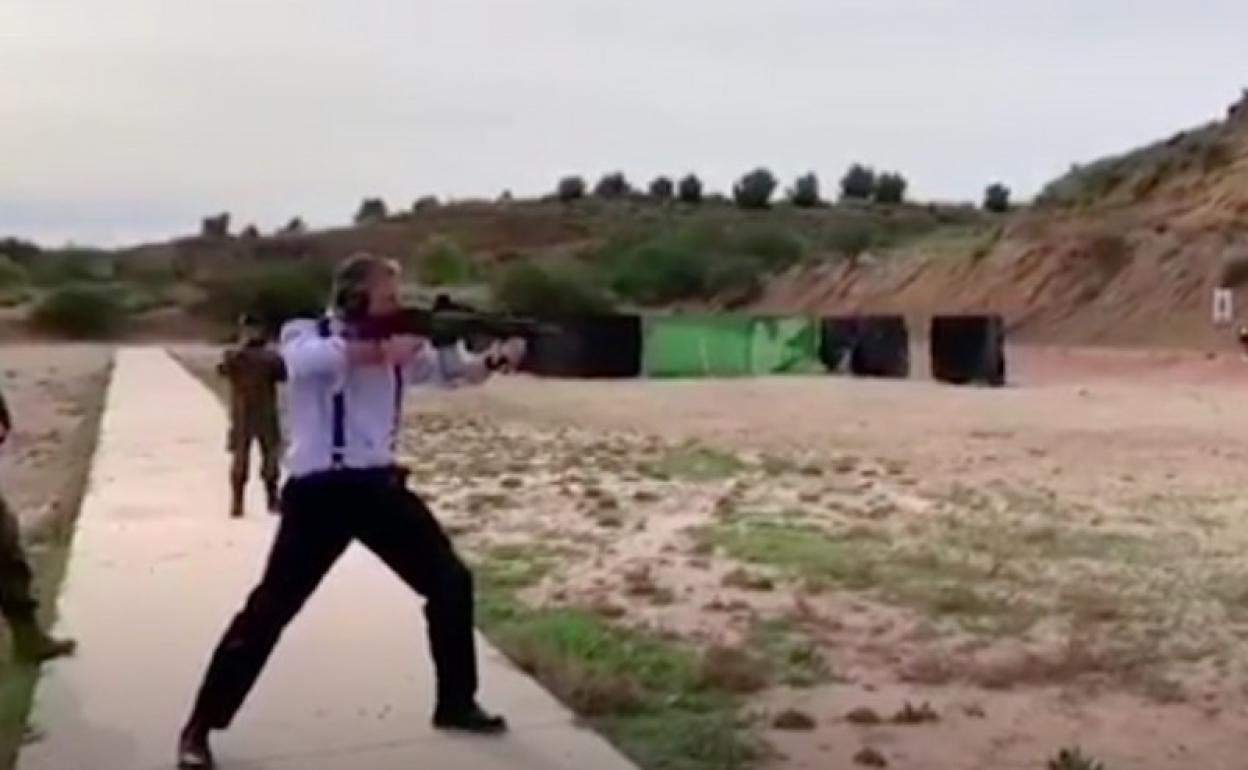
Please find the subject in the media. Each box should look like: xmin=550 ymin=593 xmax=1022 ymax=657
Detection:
xmin=350 ymin=297 xmax=559 ymax=350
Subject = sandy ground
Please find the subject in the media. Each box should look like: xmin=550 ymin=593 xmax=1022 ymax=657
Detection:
xmin=391 ymin=345 xmax=1248 ymax=770
xmin=0 ymin=346 xmax=112 ymax=535
xmin=171 ymin=342 xmax=1248 ymax=769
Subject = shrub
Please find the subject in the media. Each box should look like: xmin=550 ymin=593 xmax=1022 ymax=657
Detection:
xmin=412 ymin=196 xmax=440 ymax=213
xmin=609 ymin=241 xmax=711 ymax=304
xmin=416 ymin=236 xmax=478 ymax=286
xmin=0 ymin=286 xmax=29 ymax=308
xmin=874 ymin=172 xmax=908 ymax=204
xmin=840 ymin=164 xmax=876 ymax=200
xmin=1201 ymin=140 xmax=1234 ymax=172
xmin=788 ymin=173 xmax=821 ymax=208
xmin=493 ymin=262 xmax=613 ymax=316
xmin=677 ymin=175 xmax=704 ymax=204
xmin=594 ymin=172 xmax=632 ymax=200
xmin=280 ymin=217 xmax=306 ymax=235
xmin=827 ymin=222 xmax=877 ymax=257
xmin=201 ymin=213 xmax=230 ymax=238
xmin=123 ymin=285 xmax=174 ymax=314
xmin=0 ymin=238 xmax=41 ymax=264
xmin=0 ymin=255 xmax=27 ymax=288
xmin=649 ymin=177 xmax=675 ymax=201
xmin=355 ymin=198 xmax=388 ymax=224
xmin=705 ymin=255 xmax=765 ymax=306
xmin=28 ymin=248 xmax=114 ymax=285
xmin=984 ymin=183 xmax=1011 ymax=213
xmin=733 ymin=168 xmax=778 ymax=210
xmin=31 ymin=284 xmax=130 ymax=338
xmin=557 ymin=176 xmax=587 ymax=202
xmin=201 ymin=262 xmax=332 ymax=329
xmin=734 ymin=226 xmax=805 ymax=269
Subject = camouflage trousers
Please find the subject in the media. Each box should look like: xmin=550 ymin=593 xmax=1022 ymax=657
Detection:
xmin=229 ymin=420 xmax=281 ymax=490
xmin=0 ymin=491 xmax=36 ymax=623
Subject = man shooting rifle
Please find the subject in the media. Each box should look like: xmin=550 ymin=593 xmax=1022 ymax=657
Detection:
xmin=178 ymin=253 xmax=525 ymax=769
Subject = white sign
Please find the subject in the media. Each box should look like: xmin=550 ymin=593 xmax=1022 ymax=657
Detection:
xmin=1213 ymin=287 xmax=1234 ymax=325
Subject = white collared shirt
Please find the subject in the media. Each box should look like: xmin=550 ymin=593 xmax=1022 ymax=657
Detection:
xmin=279 ymin=317 xmax=471 ymax=478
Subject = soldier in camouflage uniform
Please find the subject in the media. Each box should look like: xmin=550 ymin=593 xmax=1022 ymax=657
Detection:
xmin=0 ymin=386 xmax=76 ymax=662
xmin=218 ymin=315 xmax=286 ymax=518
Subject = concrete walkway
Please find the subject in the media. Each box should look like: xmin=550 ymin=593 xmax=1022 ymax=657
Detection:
xmin=20 ymin=348 xmax=637 ymax=770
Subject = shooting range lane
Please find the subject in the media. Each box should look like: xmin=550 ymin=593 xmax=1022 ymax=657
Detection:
xmin=19 ymin=348 xmax=637 ymax=770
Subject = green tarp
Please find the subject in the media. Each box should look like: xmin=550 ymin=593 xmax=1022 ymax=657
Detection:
xmin=642 ymin=315 xmax=823 ymax=377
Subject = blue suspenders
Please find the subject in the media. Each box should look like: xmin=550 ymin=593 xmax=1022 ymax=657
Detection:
xmin=317 ymin=317 xmax=403 ymax=469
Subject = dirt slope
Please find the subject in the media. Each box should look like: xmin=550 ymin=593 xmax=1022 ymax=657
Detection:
xmin=755 ymin=93 xmax=1248 ymax=350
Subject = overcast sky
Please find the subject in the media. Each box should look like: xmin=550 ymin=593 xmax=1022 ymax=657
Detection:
xmin=2 ymin=0 xmax=1245 ymax=246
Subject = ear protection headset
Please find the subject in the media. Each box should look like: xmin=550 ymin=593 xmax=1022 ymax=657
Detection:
xmin=332 ymin=252 xmax=385 ymax=320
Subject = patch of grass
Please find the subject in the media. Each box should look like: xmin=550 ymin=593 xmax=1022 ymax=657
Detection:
xmin=750 ymin=619 xmax=829 ymax=687
xmin=695 ymin=646 xmax=769 ymax=694
xmin=473 ymin=544 xmax=759 ymax=769
xmin=758 ymin=455 xmax=797 ymax=476
xmin=934 ymin=513 xmax=1159 ymax=569
xmin=643 ymin=445 xmax=745 ymax=482
xmin=473 ymin=543 xmax=561 ymax=625
xmin=885 ymin=581 xmax=1034 ymax=635
xmin=604 ymin=709 xmax=757 ymax=770
xmin=713 ymin=517 xmax=1039 ymax=633
xmin=483 ymin=604 xmax=757 ymax=768
xmin=711 ymin=518 xmax=885 ymax=590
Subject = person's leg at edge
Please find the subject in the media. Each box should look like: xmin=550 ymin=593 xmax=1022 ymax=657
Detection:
xmin=0 ymin=492 xmax=74 ymax=663
xmin=353 ymin=477 xmax=505 ymax=734
xmin=228 ymin=429 xmax=250 ymax=518
xmin=177 ymin=476 xmax=352 ymax=769
xmin=257 ymin=424 xmax=281 ymax=515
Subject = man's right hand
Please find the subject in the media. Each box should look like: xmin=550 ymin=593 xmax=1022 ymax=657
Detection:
xmin=381 ymin=335 xmax=426 ymax=366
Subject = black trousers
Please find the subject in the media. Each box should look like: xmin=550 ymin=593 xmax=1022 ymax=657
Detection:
xmin=188 ymin=468 xmax=479 ymax=729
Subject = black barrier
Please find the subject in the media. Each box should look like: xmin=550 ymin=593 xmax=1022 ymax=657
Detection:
xmin=849 ymin=315 xmax=910 ymax=378
xmin=930 ymin=315 xmax=1006 ymax=386
xmin=819 ymin=317 xmax=859 ymax=373
xmin=522 ymin=314 xmax=643 ymax=378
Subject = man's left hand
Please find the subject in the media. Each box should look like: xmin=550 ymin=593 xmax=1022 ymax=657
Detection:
xmin=495 ymin=337 xmax=527 ymax=372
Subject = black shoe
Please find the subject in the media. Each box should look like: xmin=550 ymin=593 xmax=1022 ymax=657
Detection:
xmin=433 ymin=702 xmax=508 ymax=735
xmin=177 ymin=724 xmax=216 ymax=770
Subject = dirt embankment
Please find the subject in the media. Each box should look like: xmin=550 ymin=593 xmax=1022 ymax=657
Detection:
xmin=755 ymin=96 xmax=1248 ymax=351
